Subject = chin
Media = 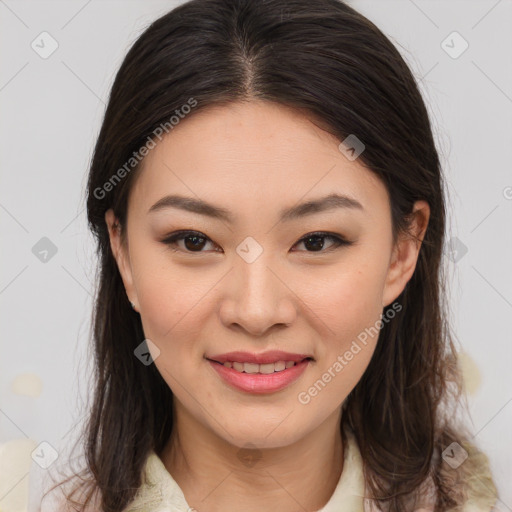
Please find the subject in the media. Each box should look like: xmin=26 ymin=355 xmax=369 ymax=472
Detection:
xmin=217 ymin=420 xmax=308 ymax=450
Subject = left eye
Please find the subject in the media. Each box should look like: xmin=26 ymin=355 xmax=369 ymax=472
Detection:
xmin=292 ymin=232 xmax=352 ymax=252
xmin=161 ymin=230 xmax=352 ymax=253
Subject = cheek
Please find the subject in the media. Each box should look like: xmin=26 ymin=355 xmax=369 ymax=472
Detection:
xmin=301 ymin=258 xmax=387 ymax=339
xmin=138 ymin=277 xmax=208 ymax=351
xmin=135 ymin=264 xmax=211 ymax=395
xmin=295 ymin=256 xmax=388 ymax=403
xmin=129 ymin=241 xmax=210 ymax=339
xmin=295 ymin=266 xmax=384 ymax=410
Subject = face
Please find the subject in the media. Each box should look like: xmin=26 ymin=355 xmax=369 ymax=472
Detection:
xmin=106 ymin=100 xmax=429 ymax=450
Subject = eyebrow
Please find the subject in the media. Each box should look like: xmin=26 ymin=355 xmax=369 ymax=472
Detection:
xmin=147 ymin=193 xmax=364 ymax=223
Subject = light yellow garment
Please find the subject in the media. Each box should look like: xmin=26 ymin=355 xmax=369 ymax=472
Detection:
xmin=124 ymin=423 xmax=365 ymax=512
xmin=123 ymin=423 xmax=498 ymax=512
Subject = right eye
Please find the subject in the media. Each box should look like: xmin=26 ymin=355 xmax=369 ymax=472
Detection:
xmin=161 ymin=230 xmax=220 ymax=253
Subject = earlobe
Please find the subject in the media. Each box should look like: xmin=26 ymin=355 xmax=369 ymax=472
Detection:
xmin=382 ymin=200 xmax=430 ymax=308
xmin=105 ymin=209 xmax=138 ymax=310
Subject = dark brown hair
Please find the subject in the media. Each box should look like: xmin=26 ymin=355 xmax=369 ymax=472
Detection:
xmin=45 ymin=0 xmax=497 ymax=510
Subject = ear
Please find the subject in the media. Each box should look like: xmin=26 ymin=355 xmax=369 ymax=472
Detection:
xmin=105 ymin=208 xmax=138 ymax=311
xmin=382 ymin=200 xmax=430 ymax=308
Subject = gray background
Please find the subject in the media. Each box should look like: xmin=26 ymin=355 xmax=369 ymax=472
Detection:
xmin=1 ymin=0 xmax=511 ymax=510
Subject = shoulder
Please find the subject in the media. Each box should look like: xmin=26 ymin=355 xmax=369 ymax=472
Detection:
xmin=438 ymin=438 xmax=498 ymax=512
xmin=358 ymin=433 xmax=498 ymax=512
xmin=457 ymin=438 xmax=498 ymax=511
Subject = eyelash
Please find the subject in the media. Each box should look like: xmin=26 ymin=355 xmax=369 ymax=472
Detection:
xmin=160 ymin=230 xmax=353 ymax=254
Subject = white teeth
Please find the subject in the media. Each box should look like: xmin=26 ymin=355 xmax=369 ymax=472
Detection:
xmin=232 ymin=361 xmax=244 ymax=372
xmin=220 ymin=360 xmax=306 ymax=374
xmin=244 ymin=362 xmax=260 ymax=374
xmin=259 ymin=363 xmax=276 ymax=374
xmin=274 ymin=361 xmax=286 ymax=371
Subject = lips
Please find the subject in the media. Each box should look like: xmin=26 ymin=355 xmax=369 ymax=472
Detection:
xmin=206 ymin=350 xmax=314 ymax=365
xmin=207 ymin=356 xmax=312 ymax=394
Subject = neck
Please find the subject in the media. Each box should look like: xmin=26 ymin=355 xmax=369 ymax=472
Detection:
xmin=160 ymin=403 xmax=344 ymax=512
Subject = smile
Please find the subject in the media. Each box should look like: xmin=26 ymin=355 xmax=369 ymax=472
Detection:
xmin=208 ymin=358 xmax=312 ymax=374
xmin=206 ymin=357 xmax=313 ymax=394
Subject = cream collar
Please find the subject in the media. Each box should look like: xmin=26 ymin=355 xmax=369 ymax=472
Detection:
xmin=125 ymin=423 xmax=365 ymax=512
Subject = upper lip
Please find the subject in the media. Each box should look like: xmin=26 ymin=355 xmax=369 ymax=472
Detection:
xmin=206 ymin=351 xmax=313 ymax=365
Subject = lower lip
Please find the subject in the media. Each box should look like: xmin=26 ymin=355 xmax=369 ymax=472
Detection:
xmin=207 ymin=359 xmax=311 ymax=394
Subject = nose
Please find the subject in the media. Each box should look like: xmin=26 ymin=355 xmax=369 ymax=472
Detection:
xmin=219 ymin=256 xmax=297 ymax=337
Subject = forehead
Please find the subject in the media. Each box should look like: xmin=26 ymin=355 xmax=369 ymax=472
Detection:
xmin=129 ymin=101 xmax=389 ymax=222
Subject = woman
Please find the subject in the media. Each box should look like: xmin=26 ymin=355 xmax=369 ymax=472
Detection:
xmin=41 ymin=0 xmax=498 ymax=510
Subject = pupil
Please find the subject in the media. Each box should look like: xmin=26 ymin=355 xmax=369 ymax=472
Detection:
xmin=185 ymin=235 xmax=205 ymax=251
xmin=305 ymin=236 xmax=323 ymax=251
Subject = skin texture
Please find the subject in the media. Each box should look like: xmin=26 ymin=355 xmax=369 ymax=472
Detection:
xmin=105 ymin=100 xmax=430 ymax=512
